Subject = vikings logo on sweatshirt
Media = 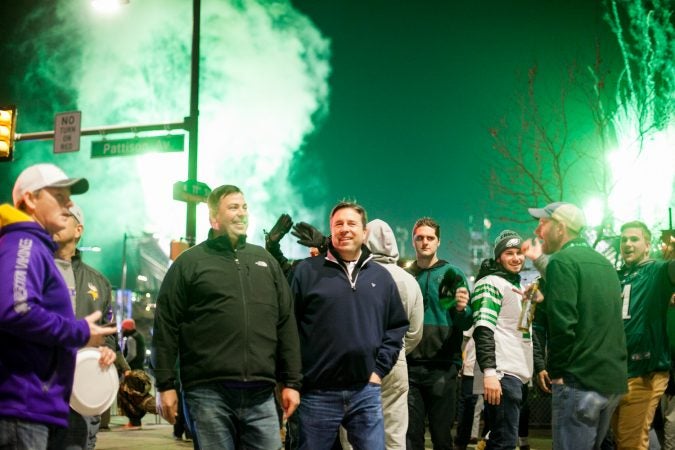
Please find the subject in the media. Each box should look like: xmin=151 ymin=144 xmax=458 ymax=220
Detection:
xmin=87 ymin=282 xmax=99 ymax=301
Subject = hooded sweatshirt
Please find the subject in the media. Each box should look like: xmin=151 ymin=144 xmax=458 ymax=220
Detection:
xmin=406 ymin=259 xmax=472 ymax=368
xmin=366 ymin=219 xmax=424 ymax=358
xmin=0 ymin=204 xmax=91 ymax=427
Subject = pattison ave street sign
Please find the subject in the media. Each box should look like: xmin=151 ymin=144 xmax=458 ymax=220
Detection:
xmin=91 ymin=134 xmax=184 ymax=158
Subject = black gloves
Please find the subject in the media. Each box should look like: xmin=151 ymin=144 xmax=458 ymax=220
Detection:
xmin=291 ymin=222 xmax=329 ymax=253
xmin=265 ymin=213 xmax=293 ymax=245
xmin=265 ymin=214 xmax=293 ymax=272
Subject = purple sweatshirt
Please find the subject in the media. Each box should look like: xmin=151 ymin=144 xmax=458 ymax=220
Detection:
xmin=0 ymin=205 xmax=90 ymax=427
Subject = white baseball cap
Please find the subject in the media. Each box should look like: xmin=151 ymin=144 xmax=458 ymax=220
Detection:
xmin=69 ymin=203 xmax=85 ymax=227
xmin=12 ymin=163 xmax=89 ymax=207
xmin=528 ymin=202 xmax=586 ymax=234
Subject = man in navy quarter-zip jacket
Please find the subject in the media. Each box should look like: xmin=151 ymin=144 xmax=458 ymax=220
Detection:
xmin=291 ymin=201 xmax=409 ymax=450
xmin=152 ymin=184 xmax=301 ymax=450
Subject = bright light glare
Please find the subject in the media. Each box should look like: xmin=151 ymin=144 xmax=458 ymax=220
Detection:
xmin=607 ymin=122 xmax=674 ymax=230
xmin=91 ymin=0 xmax=128 ymax=14
xmin=583 ymin=197 xmax=604 ymax=228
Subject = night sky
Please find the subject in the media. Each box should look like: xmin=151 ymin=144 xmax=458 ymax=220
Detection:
xmin=288 ymin=0 xmax=614 ymax=259
xmin=0 ymin=0 xmax=621 ymax=283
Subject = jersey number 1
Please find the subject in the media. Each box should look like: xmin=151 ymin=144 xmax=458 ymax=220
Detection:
xmin=621 ymin=284 xmax=631 ymax=320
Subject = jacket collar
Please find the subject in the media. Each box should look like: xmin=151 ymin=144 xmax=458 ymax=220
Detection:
xmin=206 ymin=233 xmax=247 ymax=252
xmin=408 ymin=258 xmax=448 ymax=277
xmin=560 ymin=237 xmax=589 ymax=251
xmin=326 ymin=242 xmax=372 ymax=268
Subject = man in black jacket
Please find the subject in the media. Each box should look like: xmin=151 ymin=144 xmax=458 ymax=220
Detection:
xmin=152 ymin=184 xmax=302 ymax=450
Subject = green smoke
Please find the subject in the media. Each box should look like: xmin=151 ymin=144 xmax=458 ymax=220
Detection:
xmin=1 ymin=0 xmax=331 ymax=285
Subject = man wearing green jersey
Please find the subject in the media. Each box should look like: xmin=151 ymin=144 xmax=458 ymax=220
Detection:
xmin=611 ymin=221 xmax=675 ymax=450
xmin=472 ymin=230 xmax=533 ymax=450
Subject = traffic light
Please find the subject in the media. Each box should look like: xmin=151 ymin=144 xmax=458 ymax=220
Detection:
xmin=0 ymin=105 xmax=17 ymax=162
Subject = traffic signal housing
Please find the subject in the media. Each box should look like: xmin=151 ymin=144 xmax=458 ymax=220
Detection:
xmin=0 ymin=105 xmax=17 ymax=162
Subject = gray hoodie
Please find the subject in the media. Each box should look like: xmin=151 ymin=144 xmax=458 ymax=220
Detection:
xmin=366 ymin=219 xmax=424 ymax=358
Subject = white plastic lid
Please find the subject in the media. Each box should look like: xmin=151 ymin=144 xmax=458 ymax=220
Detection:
xmin=70 ymin=348 xmax=119 ymax=416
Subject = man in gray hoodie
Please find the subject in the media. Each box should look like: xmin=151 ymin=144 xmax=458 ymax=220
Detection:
xmin=365 ymin=219 xmax=424 ymax=450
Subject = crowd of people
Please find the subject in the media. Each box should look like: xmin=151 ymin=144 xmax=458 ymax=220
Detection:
xmin=1 ymin=163 xmax=674 ymax=450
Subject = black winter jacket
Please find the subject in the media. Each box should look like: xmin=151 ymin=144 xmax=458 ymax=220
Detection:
xmin=152 ymin=235 xmax=301 ymax=391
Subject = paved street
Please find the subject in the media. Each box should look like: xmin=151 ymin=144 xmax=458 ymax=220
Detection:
xmin=96 ymin=414 xmax=553 ymax=449
xmin=96 ymin=415 xmax=192 ymax=450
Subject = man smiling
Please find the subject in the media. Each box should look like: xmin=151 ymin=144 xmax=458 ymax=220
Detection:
xmin=291 ymin=201 xmax=408 ymax=450
xmin=611 ymin=221 xmax=675 ymax=450
xmin=471 ymin=230 xmax=533 ymax=450
xmin=153 ymin=184 xmax=301 ymax=450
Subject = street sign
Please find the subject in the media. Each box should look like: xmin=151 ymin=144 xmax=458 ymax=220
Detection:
xmin=54 ymin=111 xmax=81 ymax=153
xmin=91 ymin=134 xmax=185 ymax=158
xmin=173 ymin=180 xmax=211 ymax=203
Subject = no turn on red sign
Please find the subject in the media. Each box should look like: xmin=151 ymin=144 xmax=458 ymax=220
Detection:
xmin=54 ymin=111 xmax=81 ymax=153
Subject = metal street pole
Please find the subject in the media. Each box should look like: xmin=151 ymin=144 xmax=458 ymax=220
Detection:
xmin=186 ymin=0 xmax=201 ymax=246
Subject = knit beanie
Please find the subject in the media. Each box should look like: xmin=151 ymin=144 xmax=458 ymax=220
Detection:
xmin=494 ymin=230 xmax=523 ymax=258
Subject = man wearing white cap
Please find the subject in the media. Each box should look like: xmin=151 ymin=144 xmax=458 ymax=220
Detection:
xmin=528 ymin=202 xmax=627 ymax=450
xmin=0 ymin=163 xmax=115 ymax=449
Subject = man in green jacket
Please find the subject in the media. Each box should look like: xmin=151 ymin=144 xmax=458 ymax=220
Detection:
xmin=611 ymin=220 xmax=675 ymax=450
xmin=405 ymin=217 xmax=472 ymax=450
xmin=529 ymin=202 xmax=627 ymax=450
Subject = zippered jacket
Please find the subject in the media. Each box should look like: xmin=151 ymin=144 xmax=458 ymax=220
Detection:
xmin=0 ymin=204 xmax=90 ymax=427
xmin=291 ymin=244 xmax=409 ymax=390
xmin=71 ymin=252 xmax=117 ymax=355
xmin=151 ymin=234 xmax=302 ymax=391
xmin=406 ymin=260 xmax=472 ymax=368
xmin=71 ymin=251 xmax=113 ymax=324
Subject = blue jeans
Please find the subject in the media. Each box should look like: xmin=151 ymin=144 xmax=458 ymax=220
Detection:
xmin=0 ymin=417 xmax=59 ymax=450
xmin=184 ymin=383 xmax=281 ymax=450
xmin=299 ymin=383 xmax=384 ymax=450
xmin=485 ymin=374 xmax=524 ymax=450
xmin=552 ymin=379 xmax=622 ymax=450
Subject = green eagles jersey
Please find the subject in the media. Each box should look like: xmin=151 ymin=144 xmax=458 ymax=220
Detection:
xmin=620 ymin=259 xmax=675 ymax=377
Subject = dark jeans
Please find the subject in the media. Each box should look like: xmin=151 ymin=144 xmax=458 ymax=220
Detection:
xmin=174 ymin=391 xmax=195 ymax=441
xmin=63 ymin=409 xmax=101 ymax=450
xmin=484 ymin=374 xmax=524 ymax=450
xmin=455 ymin=375 xmax=479 ymax=447
xmin=519 ymin=384 xmax=529 ymax=440
xmin=298 ymin=383 xmax=384 ymax=450
xmin=407 ymin=364 xmax=459 ymax=450
xmin=285 ymin=409 xmax=300 ymax=450
xmin=184 ymin=383 xmax=281 ymax=450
